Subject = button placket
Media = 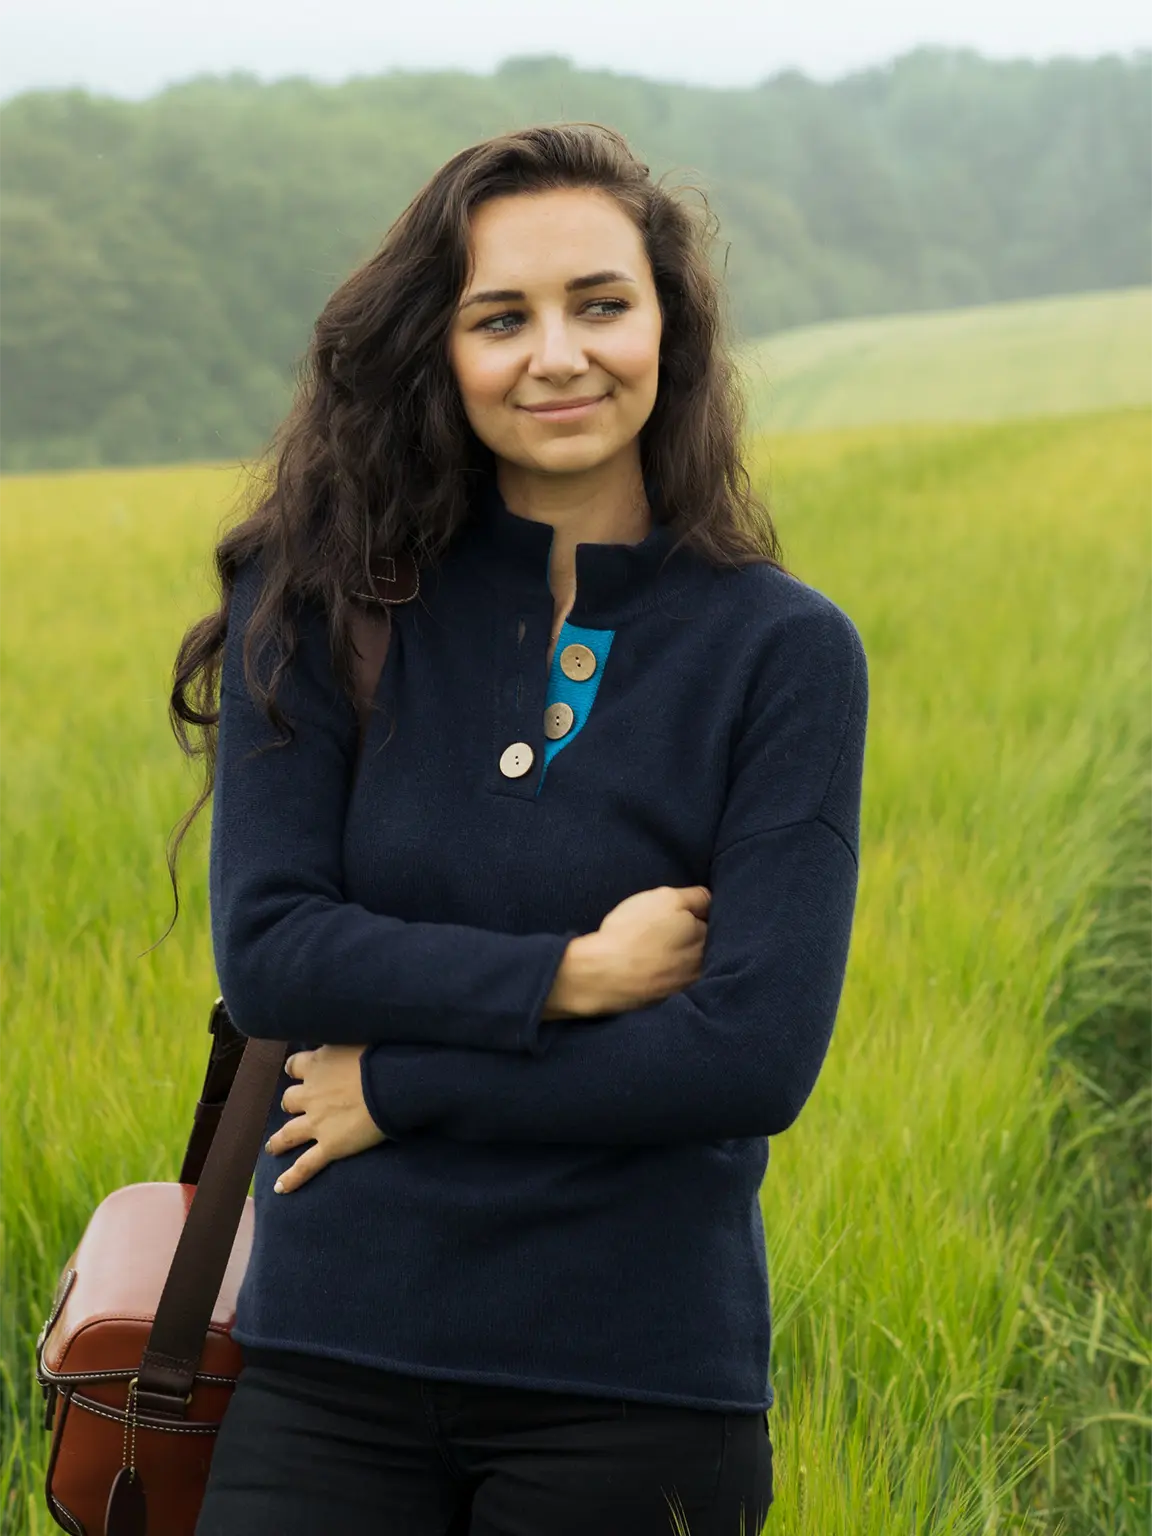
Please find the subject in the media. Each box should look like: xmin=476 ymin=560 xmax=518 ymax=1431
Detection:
xmin=534 ymin=622 xmax=616 ymax=796
xmin=541 ymin=640 xmax=596 ymax=742
xmin=542 ymin=639 xmax=595 ymax=743
xmin=489 ymin=607 xmax=614 ymax=798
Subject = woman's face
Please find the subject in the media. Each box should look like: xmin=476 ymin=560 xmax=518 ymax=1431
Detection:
xmin=447 ymin=188 xmax=663 ymax=482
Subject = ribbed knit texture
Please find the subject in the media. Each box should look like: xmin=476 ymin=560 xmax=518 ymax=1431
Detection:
xmin=209 ymin=470 xmax=868 ymax=1411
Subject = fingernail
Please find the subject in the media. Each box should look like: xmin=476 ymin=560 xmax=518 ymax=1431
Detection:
xmin=264 ymin=1140 xmax=272 ymax=1153
xmin=273 ymin=1179 xmax=285 ymax=1194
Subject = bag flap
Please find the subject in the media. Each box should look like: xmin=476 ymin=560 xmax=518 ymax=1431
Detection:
xmin=41 ymin=1183 xmax=254 ymax=1377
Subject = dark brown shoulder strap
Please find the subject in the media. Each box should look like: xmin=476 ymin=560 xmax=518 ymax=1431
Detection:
xmin=137 ymin=1032 xmax=288 ymax=1417
xmin=177 ymin=997 xmax=247 ymax=1187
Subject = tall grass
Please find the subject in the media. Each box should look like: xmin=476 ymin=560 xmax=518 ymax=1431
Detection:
xmin=2 ymin=410 xmax=1149 ymax=1533
xmin=748 ymin=410 xmax=1151 ymax=1532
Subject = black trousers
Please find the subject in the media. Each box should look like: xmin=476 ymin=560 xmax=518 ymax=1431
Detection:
xmin=196 ymin=1345 xmax=774 ymax=1536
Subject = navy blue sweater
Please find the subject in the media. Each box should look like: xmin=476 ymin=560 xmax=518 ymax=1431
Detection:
xmin=209 ymin=472 xmax=868 ymax=1412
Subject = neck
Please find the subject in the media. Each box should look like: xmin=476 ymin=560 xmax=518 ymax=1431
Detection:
xmin=494 ymin=453 xmax=654 ymax=612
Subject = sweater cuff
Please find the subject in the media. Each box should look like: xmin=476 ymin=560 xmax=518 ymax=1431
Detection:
xmin=359 ymin=926 xmax=579 ymax=1137
xmin=360 ymin=1044 xmax=411 ymax=1139
xmin=518 ymin=929 xmax=582 ymax=1057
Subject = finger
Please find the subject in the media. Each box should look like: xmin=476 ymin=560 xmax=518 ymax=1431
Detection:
xmin=266 ymin=1116 xmax=313 ymax=1156
xmin=274 ymin=1145 xmax=331 ymax=1195
xmin=280 ymin=1085 xmax=304 ymax=1114
xmin=284 ymin=1049 xmax=313 ymax=1079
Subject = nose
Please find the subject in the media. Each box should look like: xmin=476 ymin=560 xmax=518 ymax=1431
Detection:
xmin=525 ymin=311 xmax=590 ymax=382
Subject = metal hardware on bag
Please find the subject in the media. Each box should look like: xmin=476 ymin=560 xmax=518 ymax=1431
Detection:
xmin=134 ymin=1384 xmax=194 ymax=1419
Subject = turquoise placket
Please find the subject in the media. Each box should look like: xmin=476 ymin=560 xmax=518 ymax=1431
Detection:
xmin=536 ymin=621 xmax=616 ymax=796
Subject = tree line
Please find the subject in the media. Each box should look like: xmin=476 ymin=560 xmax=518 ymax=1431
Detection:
xmin=1 ymin=46 xmax=1148 ymax=472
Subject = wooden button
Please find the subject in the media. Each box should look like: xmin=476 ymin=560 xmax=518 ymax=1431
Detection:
xmin=559 ymin=643 xmax=597 ymax=681
xmin=543 ymin=702 xmax=575 ymax=740
xmin=498 ymin=742 xmax=535 ymax=778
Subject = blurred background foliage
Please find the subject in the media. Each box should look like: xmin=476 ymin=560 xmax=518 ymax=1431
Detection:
xmin=1 ymin=46 xmax=1149 ymax=472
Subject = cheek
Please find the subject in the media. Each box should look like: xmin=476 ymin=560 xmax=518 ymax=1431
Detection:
xmin=603 ymin=319 xmax=662 ymax=389
xmin=452 ymin=341 xmax=514 ymax=412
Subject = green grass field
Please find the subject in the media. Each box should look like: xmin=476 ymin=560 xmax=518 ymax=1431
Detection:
xmin=739 ymin=287 xmax=1152 ymax=435
xmin=2 ymin=394 xmax=1149 ymax=1532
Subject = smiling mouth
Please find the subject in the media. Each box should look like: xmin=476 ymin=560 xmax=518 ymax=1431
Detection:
xmin=520 ymin=394 xmax=608 ymax=421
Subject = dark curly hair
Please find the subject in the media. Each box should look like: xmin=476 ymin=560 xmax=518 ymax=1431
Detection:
xmin=161 ymin=119 xmax=783 ymax=944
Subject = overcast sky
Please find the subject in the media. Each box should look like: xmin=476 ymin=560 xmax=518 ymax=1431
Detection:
xmin=1 ymin=0 xmax=1148 ymax=101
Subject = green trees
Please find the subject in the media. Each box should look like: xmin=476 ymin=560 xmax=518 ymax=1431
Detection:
xmin=2 ymin=48 xmax=1148 ymax=471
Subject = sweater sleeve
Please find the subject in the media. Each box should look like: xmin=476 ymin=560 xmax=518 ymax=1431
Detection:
xmin=361 ymin=592 xmax=868 ymax=1144
xmin=208 ymin=555 xmax=578 ymax=1056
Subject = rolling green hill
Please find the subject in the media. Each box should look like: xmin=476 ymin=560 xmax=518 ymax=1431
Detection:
xmin=740 ymin=286 xmax=1152 ymax=434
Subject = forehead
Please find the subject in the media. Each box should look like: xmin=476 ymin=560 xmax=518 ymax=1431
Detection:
xmin=464 ymin=189 xmax=648 ymax=286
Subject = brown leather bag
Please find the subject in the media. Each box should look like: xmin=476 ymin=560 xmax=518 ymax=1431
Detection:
xmin=34 ymin=550 xmax=419 ymax=1536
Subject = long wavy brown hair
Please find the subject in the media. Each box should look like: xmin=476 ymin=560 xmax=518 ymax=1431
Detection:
xmin=161 ymin=119 xmax=783 ymax=943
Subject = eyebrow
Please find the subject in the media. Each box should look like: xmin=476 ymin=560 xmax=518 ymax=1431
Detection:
xmin=458 ymin=270 xmax=637 ymax=311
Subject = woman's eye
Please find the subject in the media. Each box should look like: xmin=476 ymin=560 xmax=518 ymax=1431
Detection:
xmin=476 ymin=313 xmax=525 ymax=334
xmin=473 ymin=297 xmax=632 ymax=334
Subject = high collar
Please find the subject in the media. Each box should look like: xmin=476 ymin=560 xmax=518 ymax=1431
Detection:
xmin=455 ymin=469 xmax=694 ymax=625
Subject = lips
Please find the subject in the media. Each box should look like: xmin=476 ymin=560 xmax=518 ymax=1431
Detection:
xmin=520 ymin=393 xmax=608 ymax=413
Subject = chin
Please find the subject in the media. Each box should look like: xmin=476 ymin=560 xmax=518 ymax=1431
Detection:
xmin=513 ymin=439 xmax=626 ymax=473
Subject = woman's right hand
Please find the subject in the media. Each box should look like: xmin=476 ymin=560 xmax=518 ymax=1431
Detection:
xmin=543 ymin=885 xmax=712 ymax=1019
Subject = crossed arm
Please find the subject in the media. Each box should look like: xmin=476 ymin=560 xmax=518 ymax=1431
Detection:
xmin=212 ymin=562 xmax=868 ymax=1183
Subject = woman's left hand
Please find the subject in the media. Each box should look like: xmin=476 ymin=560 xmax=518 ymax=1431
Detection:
xmin=266 ymin=1044 xmax=388 ymax=1193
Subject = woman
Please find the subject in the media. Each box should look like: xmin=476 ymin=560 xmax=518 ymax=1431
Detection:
xmin=169 ymin=121 xmax=867 ymax=1535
